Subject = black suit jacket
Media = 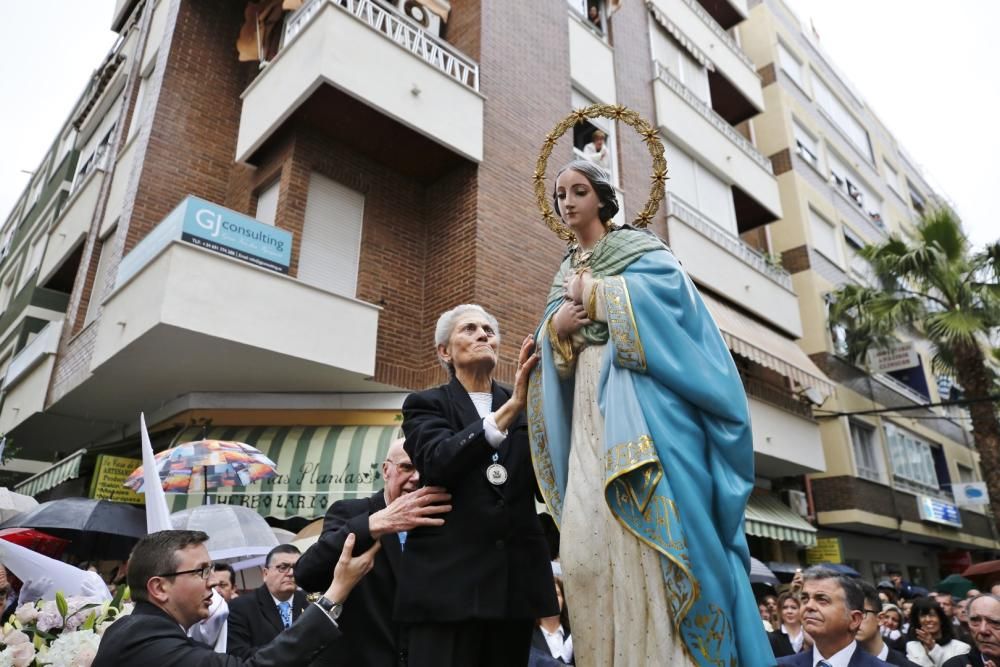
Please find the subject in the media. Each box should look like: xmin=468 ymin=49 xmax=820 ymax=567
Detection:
xmin=777 ymin=642 xmax=890 ymax=666
xmin=93 ymin=601 xmax=339 ymax=667
xmin=295 ymin=490 xmax=404 ymax=666
xmin=227 ymin=585 xmax=310 ymax=659
xmin=943 ymin=648 xmax=989 ymax=667
xmin=529 ymin=626 xmax=574 ymax=665
xmin=396 ymin=378 xmax=558 ymax=622
xmin=769 ymin=630 xmax=797 ymax=658
xmin=884 ymin=646 xmax=920 ymax=666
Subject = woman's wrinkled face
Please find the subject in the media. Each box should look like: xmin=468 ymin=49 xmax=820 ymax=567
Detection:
xmin=782 ymin=598 xmax=801 ymax=626
xmin=556 ymin=169 xmax=602 ymax=231
xmin=440 ymin=313 xmax=498 ymax=374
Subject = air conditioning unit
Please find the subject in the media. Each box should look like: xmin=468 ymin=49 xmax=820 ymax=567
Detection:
xmin=784 ymin=489 xmax=809 ymax=517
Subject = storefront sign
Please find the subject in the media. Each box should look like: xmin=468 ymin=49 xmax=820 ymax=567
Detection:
xmin=917 ymin=495 xmax=962 ymax=528
xmin=180 ymin=196 xmax=291 ymax=274
xmin=953 ymin=482 xmax=990 ymax=506
xmin=89 ymin=455 xmax=145 ymax=505
xmin=805 ymin=537 xmax=843 ymax=565
xmin=867 ymin=342 xmax=919 ymax=373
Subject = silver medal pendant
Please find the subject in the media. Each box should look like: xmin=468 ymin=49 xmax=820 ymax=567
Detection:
xmin=486 ymin=463 xmax=508 ymax=486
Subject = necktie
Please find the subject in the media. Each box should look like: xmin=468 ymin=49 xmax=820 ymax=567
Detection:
xmin=278 ymin=600 xmax=292 ymax=629
xmin=398 ymin=530 xmax=407 ymax=552
xmin=816 ymin=661 xmax=832 ymax=667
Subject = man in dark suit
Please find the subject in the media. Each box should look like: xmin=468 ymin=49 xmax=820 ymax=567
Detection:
xmin=943 ymin=594 xmax=1000 ymax=667
xmin=92 ymin=529 xmax=378 ymax=666
xmin=778 ymin=566 xmax=889 ymax=666
xmin=227 ymin=544 xmax=308 ymax=658
xmin=397 ymin=306 xmax=557 ymax=667
xmin=858 ymin=582 xmax=918 ymax=666
xmin=295 ymin=438 xmax=450 ymax=666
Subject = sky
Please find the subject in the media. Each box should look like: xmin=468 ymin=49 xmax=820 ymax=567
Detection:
xmin=0 ymin=1 xmax=995 ymax=250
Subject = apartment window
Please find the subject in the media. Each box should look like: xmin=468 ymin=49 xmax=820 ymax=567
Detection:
xmin=850 ymin=421 xmax=882 ymax=482
xmin=812 ymin=74 xmax=873 ymax=162
xmin=828 ymin=150 xmax=883 ymax=225
xmin=572 ymin=89 xmax=618 ymax=185
xmin=883 ymin=160 xmax=902 ymax=197
xmin=792 ymin=120 xmax=820 ymax=169
xmin=957 ymin=463 xmax=977 ymax=484
xmin=650 ymin=24 xmax=711 ymax=104
xmin=567 ymin=0 xmax=605 ymax=34
xmin=663 ymin=138 xmax=738 ymax=234
xmin=127 ymin=66 xmax=155 ymax=142
xmin=255 ymin=180 xmax=280 ymax=226
xmin=777 ymin=41 xmax=805 ymax=90
xmin=886 ymin=425 xmax=939 ymax=490
xmin=85 ymin=226 xmax=117 ymax=325
xmin=809 ymin=208 xmax=841 ymax=265
xmin=299 ymin=173 xmax=364 ymax=298
xmin=908 ymin=183 xmax=926 ymax=215
xmin=18 ymin=234 xmax=46 ymax=292
xmin=0 ymin=269 xmax=16 ymax=312
xmin=843 ymin=226 xmax=876 ymax=286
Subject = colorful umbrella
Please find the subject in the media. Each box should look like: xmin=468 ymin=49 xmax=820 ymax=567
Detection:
xmin=124 ymin=439 xmax=278 ymax=494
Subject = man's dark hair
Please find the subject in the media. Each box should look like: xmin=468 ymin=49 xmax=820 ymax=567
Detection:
xmin=265 ymin=544 xmax=301 ymax=567
xmin=906 ymin=597 xmax=955 ymax=645
xmin=127 ymin=530 xmax=209 ymax=603
xmin=213 ymin=562 xmax=236 ymax=586
xmin=860 ymin=582 xmax=883 ymax=614
xmin=802 ymin=566 xmax=865 ymax=612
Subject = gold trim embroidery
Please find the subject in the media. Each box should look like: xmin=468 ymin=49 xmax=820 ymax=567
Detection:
xmin=603 ymin=276 xmax=646 ymax=372
xmin=604 ymin=435 xmax=661 ymax=514
xmin=527 ymin=366 xmax=563 ymax=525
xmin=545 ymin=315 xmax=576 ymax=366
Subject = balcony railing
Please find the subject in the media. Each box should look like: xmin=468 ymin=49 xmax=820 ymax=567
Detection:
xmin=677 ymin=0 xmax=755 ymax=70
xmin=654 ymin=63 xmax=772 ymax=174
xmin=2 ymin=320 xmax=63 ymax=390
xmin=284 ymin=0 xmax=479 ymax=90
xmin=667 ymin=193 xmax=793 ymax=290
xmin=742 ymin=375 xmax=814 ymax=420
xmin=874 ymin=372 xmax=930 ymax=406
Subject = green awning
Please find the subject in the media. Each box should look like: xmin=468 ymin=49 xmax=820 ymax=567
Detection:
xmin=745 ymin=493 xmax=818 ymax=547
xmin=14 ymin=449 xmax=87 ymax=498
xmin=166 ymin=425 xmax=401 ymax=520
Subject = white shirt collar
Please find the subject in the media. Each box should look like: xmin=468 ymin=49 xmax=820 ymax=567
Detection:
xmin=271 ymin=593 xmax=293 ymax=607
xmin=876 ymin=643 xmax=889 ymax=661
xmin=812 ymin=640 xmax=857 ymax=667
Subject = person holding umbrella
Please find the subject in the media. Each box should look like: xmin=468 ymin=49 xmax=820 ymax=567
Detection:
xmin=92 ymin=529 xmax=379 ymax=666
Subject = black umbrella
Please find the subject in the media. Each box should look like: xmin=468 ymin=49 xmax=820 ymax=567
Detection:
xmin=0 ymin=498 xmax=146 ymax=559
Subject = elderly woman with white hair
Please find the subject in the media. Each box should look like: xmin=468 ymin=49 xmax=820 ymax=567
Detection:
xmin=395 ymin=304 xmax=559 ymax=667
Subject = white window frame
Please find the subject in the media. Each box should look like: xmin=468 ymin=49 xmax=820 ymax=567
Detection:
xmin=254 ymin=179 xmax=280 ymax=226
xmin=809 ymin=207 xmax=842 ymax=266
xmin=792 ymin=119 xmax=821 ymax=171
xmin=885 ymin=424 xmax=939 ymax=490
xmin=850 ymin=421 xmax=882 ymax=482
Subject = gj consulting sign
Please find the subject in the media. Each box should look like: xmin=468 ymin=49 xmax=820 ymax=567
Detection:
xmin=180 ymin=196 xmax=291 ymax=274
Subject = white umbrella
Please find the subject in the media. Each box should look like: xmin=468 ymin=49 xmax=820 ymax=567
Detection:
xmin=750 ymin=557 xmax=780 ymax=585
xmin=0 ymin=487 xmax=38 ymax=523
xmin=271 ymin=527 xmax=295 ymax=544
xmin=170 ymin=505 xmax=278 ymax=562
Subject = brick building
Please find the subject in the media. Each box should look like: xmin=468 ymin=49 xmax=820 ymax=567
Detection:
xmin=3 ymin=0 xmax=834 ymax=562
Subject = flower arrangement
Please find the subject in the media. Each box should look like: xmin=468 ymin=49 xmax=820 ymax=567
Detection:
xmin=0 ymin=588 xmax=132 ymax=667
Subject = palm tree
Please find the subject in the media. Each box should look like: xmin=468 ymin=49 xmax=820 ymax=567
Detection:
xmin=828 ymin=208 xmax=1000 ymax=530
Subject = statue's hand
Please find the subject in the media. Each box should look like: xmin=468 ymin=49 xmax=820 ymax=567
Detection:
xmin=552 ymin=301 xmax=591 ymax=338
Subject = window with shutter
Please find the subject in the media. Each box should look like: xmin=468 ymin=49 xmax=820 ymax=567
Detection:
xmin=299 ymin=173 xmax=364 ymax=298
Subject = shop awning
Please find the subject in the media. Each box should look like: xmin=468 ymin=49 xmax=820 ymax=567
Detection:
xmin=13 ymin=449 xmax=87 ymax=498
xmin=647 ymin=1 xmax=714 ymax=71
xmin=166 ymin=425 xmax=401 ymax=520
xmin=745 ymin=493 xmax=817 ymax=547
xmin=701 ymin=293 xmax=836 ymax=398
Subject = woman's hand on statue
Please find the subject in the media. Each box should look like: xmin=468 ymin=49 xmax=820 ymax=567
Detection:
xmin=493 ymin=336 xmax=539 ymax=431
xmin=553 ymin=301 xmax=591 ymax=338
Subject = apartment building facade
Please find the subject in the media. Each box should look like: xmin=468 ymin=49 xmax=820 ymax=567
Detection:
xmin=3 ymin=0 xmax=827 ymax=552
xmin=741 ymin=0 xmax=996 ymax=584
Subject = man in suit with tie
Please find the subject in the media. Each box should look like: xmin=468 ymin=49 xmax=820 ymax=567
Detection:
xmin=943 ymin=594 xmax=1000 ymax=667
xmin=295 ymin=438 xmax=451 ymax=666
xmin=227 ymin=545 xmax=309 ymax=658
xmin=778 ymin=566 xmax=889 ymax=666
xmin=92 ymin=529 xmax=379 ymax=666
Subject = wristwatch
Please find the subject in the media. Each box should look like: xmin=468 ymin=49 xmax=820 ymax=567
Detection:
xmin=316 ymin=595 xmax=343 ymax=620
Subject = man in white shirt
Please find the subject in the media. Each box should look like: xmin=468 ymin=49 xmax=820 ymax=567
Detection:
xmin=777 ymin=566 xmax=889 ymax=666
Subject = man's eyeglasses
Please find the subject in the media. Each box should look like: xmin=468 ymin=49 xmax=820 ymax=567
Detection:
xmin=267 ymin=563 xmax=296 ymax=574
xmin=386 ymin=459 xmax=416 ymax=474
xmin=154 ymin=565 xmax=214 ymax=580
xmin=862 ymin=609 xmax=879 ymax=616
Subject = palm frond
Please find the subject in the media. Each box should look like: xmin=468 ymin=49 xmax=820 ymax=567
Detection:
xmin=918 ymin=208 xmax=967 ymax=263
xmin=925 ymin=309 xmax=983 ymax=346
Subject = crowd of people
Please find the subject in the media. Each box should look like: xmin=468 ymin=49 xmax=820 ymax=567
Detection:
xmin=757 ymin=569 xmax=1000 ymax=666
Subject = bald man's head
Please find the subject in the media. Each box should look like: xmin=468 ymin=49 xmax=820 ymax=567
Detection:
xmin=382 ymin=438 xmax=419 ymax=503
xmin=969 ymin=595 xmax=1000 ymax=659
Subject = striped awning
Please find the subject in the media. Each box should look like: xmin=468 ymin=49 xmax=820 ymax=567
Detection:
xmin=701 ymin=292 xmax=836 ymax=397
xmin=166 ymin=425 xmax=401 ymax=520
xmin=647 ymin=1 xmax=715 ymax=71
xmin=745 ymin=494 xmax=817 ymax=547
xmin=13 ymin=449 xmax=87 ymax=498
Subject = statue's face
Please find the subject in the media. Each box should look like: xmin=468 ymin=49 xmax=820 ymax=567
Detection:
xmin=555 ymin=169 xmax=602 ymax=231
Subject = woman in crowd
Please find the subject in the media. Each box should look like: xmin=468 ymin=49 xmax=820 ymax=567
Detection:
xmin=881 ymin=603 xmax=905 ymax=650
xmin=527 ymin=160 xmax=771 ymax=666
xmin=398 ymin=305 xmax=557 ymax=667
xmin=529 ymin=576 xmax=574 ymax=666
xmin=769 ymin=591 xmax=805 ymax=657
xmin=904 ymin=597 xmax=971 ymax=666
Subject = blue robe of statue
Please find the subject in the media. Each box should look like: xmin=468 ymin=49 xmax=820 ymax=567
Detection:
xmin=528 ymin=228 xmax=776 ymax=667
